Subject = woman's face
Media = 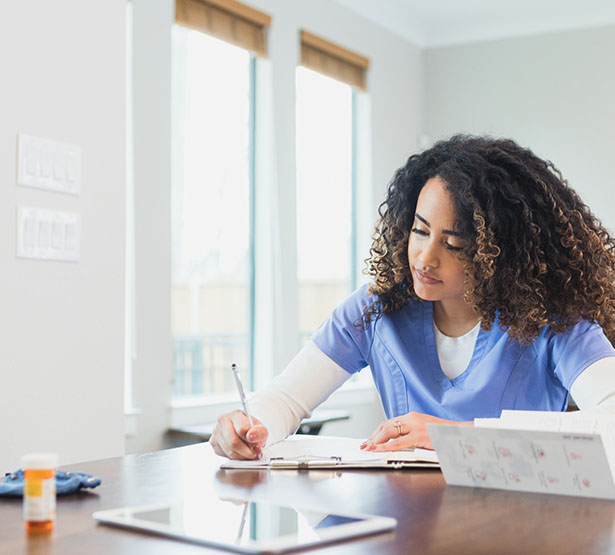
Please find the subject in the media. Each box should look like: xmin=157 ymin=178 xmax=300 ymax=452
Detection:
xmin=408 ymin=176 xmax=468 ymax=303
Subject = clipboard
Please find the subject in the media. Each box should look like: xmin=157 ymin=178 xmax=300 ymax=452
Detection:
xmin=219 ymin=435 xmax=439 ymax=470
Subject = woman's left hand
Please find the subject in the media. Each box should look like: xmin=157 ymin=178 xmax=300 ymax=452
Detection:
xmin=360 ymin=412 xmax=472 ymax=451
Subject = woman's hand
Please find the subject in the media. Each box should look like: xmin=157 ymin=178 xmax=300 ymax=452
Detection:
xmin=210 ymin=410 xmax=268 ymax=460
xmin=360 ymin=411 xmax=472 ymax=451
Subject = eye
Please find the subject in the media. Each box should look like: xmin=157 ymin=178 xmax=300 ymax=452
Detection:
xmin=411 ymin=228 xmax=428 ymax=236
xmin=445 ymin=244 xmax=463 ymax=252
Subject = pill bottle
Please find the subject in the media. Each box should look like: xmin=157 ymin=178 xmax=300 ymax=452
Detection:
xmin=22 ymin=453 xmax=58 ymax=533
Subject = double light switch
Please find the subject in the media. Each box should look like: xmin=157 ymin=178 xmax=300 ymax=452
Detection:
xmin=17 ymin=134 xmax=82 ymax=195
xmin=17 ymin=206 xmax=80 ymax=262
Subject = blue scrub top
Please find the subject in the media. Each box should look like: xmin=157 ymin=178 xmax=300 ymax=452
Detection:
xmin=311 ymin=285 xmax=615 ymax=421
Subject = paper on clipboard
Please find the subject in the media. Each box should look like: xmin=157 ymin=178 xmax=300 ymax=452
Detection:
xmin=427 ymin=423 xmax=615 ymax=499
xmin=220 ymin=435 xmax=439 ymax=470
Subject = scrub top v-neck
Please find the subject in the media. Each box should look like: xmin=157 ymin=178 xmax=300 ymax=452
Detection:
xmin=423 ymin=301 xmax=486 ymax=388
xmin=432 ymin=316 xmax=481 ymax=381
xmin=311 ymin=285 xmax=615 ymax=421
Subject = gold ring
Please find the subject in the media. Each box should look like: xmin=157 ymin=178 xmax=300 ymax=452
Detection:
xmin=394 ymin=420 xmax=403 ymax=437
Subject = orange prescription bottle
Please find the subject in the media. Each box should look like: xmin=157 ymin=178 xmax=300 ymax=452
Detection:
xmin=22 ymin=453 xmax=58 ymax=533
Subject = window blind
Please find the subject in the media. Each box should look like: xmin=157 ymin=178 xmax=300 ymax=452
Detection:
xmin=300 ymin=30 xmax=369 ymax=90
xmin=175 ymin=0 xmax=271 ymax=57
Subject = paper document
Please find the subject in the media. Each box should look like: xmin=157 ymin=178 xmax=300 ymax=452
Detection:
xmin=427 ymin=423 xmax=615 ymax=499
xmin=476 ymin=410 xmax=615 ymax=480
xmin=220 ymin=435 xmax=439 ymax=470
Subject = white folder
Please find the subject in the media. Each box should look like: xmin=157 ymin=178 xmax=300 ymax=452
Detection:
xmin=427 ymin=423 xmax=615 ymax=499
xmin=219 ymin=435 xmax=439 ymax=470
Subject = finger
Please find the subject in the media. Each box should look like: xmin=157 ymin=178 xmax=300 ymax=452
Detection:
xmin=229 ymin=410 xmax=252 ymax=440
xmin=217 ymin=416 xmax=260 ymax=460
xmin=371 ymin=422 xmax=399 ymax=445
xmin=361 ymin=421 xmax=389 ymax=449
xmin=210 ymin=421 xmax=241 ymax=459
xmin=246 ymin=425 xmax=268 ymax=449
xmin=363 ymin=421 xmax=387 ymax=445
xmin=209 ymin=430 xmax=225 ymax=457
xmin=369 ymin=436 xmax=412 ymax=452
xmin=210 ymin=424 xmax=238 ymax=459
xmin=363 ymin=421 xmax=401 ymax=450
xmin=229 ymin=412 xmax=266 ymax=456
xmin=220 ymin=423 xmax=259 ymax=460
xmin=371 ymin=434 xmax=435 ymax=451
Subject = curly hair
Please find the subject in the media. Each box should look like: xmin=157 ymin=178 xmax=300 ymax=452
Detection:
xmin=364 ymin=134 xmax=615 ymax=345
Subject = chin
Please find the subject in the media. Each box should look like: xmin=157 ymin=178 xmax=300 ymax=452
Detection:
xmin=413 ymin=283 xmax=439 ymax=302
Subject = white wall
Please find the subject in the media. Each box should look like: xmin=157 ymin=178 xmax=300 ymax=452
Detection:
xmin=127 ymin=0 xmax=422 ymax=453
xmin=4 ymin=2 xmax=612 ymax=466
xmin=0 ymin=0 xmax=126 ymax=471
xmin=425 ymin=25 xmax=615 ymax=230
xmin=127 ymin=0 xmax=175 ymax=457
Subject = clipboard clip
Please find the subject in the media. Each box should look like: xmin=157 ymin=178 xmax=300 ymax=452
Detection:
xmin=269 ymin=456 xmax=343 ymax=470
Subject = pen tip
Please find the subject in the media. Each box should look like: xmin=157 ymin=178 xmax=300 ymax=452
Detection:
xmin=231 ymin=363 xmax=236 ymax=369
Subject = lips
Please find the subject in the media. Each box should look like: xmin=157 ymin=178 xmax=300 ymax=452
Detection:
xmin=415 ymin=269 xmax=442 ymax=284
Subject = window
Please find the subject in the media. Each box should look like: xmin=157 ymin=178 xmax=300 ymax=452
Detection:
xmin=296 ymin=67 xmax=355 ymax=342
xmin=295 ymin=32 xmax=371 ymax=389
xmin=171 ymin=27 xmax=254 ymax=397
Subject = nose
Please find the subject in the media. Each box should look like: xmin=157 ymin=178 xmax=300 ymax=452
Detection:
xmin=416 ymin=239 xmax=440 ymax=269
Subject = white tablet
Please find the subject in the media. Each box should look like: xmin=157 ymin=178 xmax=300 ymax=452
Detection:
xmin=93 ymin=497 xmax=396 ymax=553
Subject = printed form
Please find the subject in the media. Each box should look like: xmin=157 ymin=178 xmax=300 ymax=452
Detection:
xmin=427 ymin=412 xmax=615 ymax=499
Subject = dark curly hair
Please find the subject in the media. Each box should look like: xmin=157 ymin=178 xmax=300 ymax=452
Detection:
xmin=364 ymin=134 xmax=615 ymax=345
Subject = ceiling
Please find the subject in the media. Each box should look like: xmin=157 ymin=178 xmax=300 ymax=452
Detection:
xmin=331 ymin=0 xmax=615 ymax=48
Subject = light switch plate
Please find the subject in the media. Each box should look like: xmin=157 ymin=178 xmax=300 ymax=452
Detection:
xmin=17 ymin=206 xmax=80 ymax=262
xmin=17 ymin=134 xmax=82 ymax=195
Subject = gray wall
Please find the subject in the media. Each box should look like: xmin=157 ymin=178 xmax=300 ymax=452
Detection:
xmin=0 ymin=0 xmax=126 ymax=471
xmin=425 ymin=25 xmax=615 ymax=229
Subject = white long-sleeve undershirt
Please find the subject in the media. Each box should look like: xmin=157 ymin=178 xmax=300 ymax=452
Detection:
xmin=249 ymin=339 xmax=615 ymax=446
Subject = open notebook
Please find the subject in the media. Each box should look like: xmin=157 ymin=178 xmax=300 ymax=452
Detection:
xmin=219 ymin=435 xmax=439 ymax=470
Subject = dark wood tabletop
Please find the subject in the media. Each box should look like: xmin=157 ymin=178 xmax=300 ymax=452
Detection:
xmin=2 ymin=443 xmax=614 ymax=554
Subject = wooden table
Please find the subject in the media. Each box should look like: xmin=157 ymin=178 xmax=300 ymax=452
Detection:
xmin=2 ymin=443 xmax=614 ymax=554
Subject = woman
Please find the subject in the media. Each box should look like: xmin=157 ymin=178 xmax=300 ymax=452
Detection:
xmin=211 ymin=135 xmax=615 ymax=460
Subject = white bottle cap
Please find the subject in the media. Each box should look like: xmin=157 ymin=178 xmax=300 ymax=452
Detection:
xmin=21 ymin=453 xmax=59 ymax=470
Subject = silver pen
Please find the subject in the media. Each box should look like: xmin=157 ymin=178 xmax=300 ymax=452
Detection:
xmin=231 ymin=363 xmax=254 ymax=427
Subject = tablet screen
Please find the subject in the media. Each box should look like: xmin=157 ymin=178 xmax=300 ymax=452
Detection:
xmin=94 ymin=497 xmax=395 ymax=553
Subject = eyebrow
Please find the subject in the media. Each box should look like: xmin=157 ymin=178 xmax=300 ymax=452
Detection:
xmin=414 ymin=213 xmax=462 ymax=237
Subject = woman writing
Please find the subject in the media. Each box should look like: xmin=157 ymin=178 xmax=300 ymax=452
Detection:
xmin=211 ymin=134 xmax=615 ymax=460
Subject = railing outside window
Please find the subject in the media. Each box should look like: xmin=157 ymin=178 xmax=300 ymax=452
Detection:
xmin=173 ymin=332 xmax=249 ymax=396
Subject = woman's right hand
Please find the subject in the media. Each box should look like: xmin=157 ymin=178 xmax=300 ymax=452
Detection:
xmin=210 ymin=410 xmax=268 ymax=460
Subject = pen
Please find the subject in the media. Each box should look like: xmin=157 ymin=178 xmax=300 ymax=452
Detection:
xmin=231 ymin=363 xmax=255 ymax=428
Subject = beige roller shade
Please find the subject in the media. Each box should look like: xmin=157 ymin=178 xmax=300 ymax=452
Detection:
xmin=175 ymin=0 xmax=271 ymax=57
xmin=300 ymin=30 xmax=369 ymax=90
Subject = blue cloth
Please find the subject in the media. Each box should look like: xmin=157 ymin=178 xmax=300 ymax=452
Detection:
xmin=0 ymin=469 xmax=101 ymax=497
xmin=311 ymin=285 xmax=615 ymax=420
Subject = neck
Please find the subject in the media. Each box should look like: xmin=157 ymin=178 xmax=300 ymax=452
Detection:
xmin=433 ymin=299 xmax=480 ymax=338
